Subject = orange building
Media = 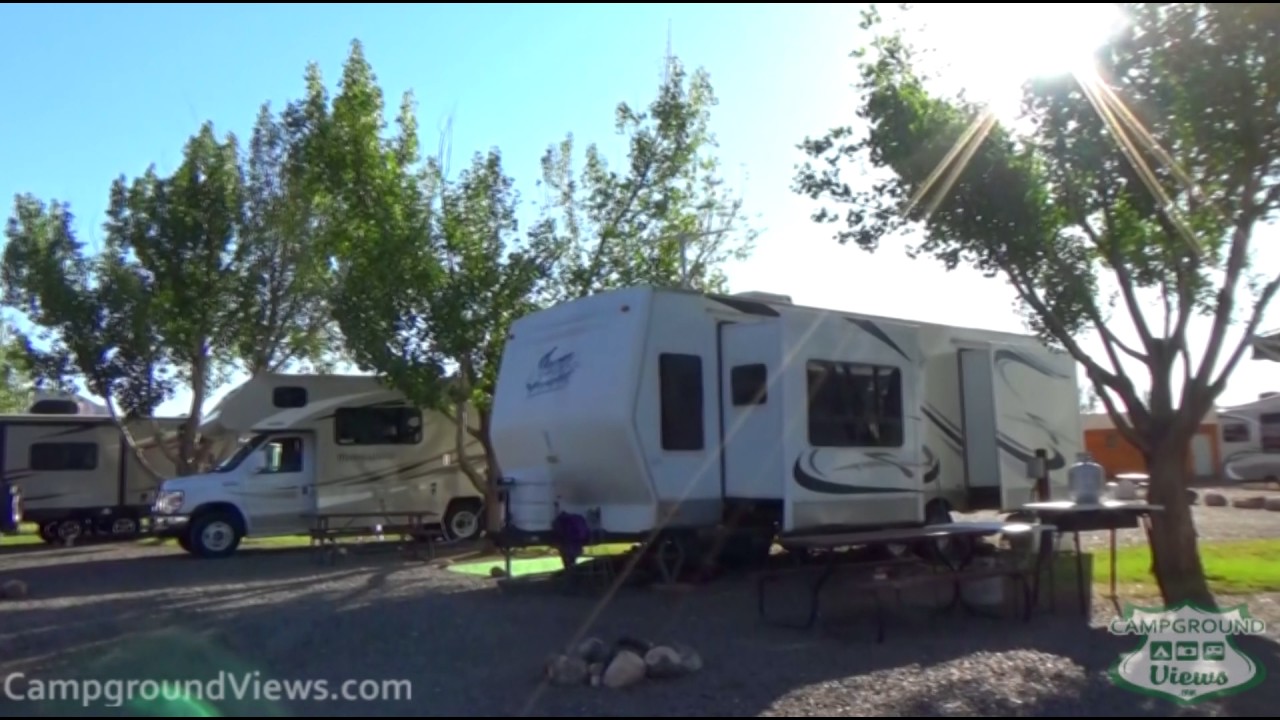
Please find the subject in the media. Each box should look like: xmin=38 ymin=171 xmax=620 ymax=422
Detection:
xmin=1082 ymin=411 xmax=1222 ymax=481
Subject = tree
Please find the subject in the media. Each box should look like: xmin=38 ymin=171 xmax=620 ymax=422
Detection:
xmin=298 ymin=42 xmax=553 ymax=529
xmin=537 ymin=53 xmax=757 ymax=299
xmin=0 ymin=319 xmax=35 ymax=413
xmin=793 ymin=3 xmax=1280 ymax=606
xmin=3 ymin=118 xmax=341 ymax=474
xmin=3 ymin=195 xmax=171 ymax=418
xmin=233 ymin=104 xmax=341 ymax=376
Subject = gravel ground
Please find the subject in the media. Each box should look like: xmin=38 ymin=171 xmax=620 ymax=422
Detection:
xmin=2 ymin=538 xmax=1279 ymax=717
xmin=963 ymin=484 xmax=1280 ymax=551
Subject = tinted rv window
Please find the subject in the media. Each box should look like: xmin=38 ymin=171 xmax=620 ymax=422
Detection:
xmin=1222 ymin=423 xmax=1250 ymax=443
xmin=806 ymin=360 xmax=904 ymax=447
xmin=731 ymin=364 xmax=768 ymax=405
xmin=273 ymin=386 xmax=308 ymax=408
xmin=30 ymin=442 xmax=99 ymax=471
xmin=1260 ymin=412 xmax=1280 ymax=452
xmin=334 ymin=406 xmax=423 ymax=445
xmin=659 ymin=353 xmax=705 ymax=451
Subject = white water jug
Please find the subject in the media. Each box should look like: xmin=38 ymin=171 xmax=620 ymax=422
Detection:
xmin=1068 ymin=452 xmax=1105 ymax=505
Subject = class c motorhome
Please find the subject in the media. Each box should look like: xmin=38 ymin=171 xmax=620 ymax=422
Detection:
xmin=490 ymin=286 xmax=1082 ymax=561
xmin=1217 ymin=393 xmax=1280 ymax=484
xmin=151 ymin=373 xmax=487 ymax=558
xmin=1 ymin=393 xmax=185 ymax=544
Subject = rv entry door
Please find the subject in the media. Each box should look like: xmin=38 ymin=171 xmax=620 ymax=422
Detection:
xmin=247 ymin=434 xmax=317 ymax=534
xmin=719 ymin=322 xmax=784 ymax=500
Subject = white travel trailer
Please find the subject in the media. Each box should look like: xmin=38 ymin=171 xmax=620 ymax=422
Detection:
xmin=490 ymin=286 xmax=1081 ymax=562
xmin=1217 ymin=393 xmax=1280 ymax=484
xmin=2 ymin=395 xmax=185 ymax=544
xmin=151 ymin=373 xmax=487 ymax=558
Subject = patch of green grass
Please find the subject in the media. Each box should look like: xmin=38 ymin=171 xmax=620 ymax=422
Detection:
xmin=0 ymin=522 xmax=41 ymax=547
xmin=1100 ymin=539 xmax=1280 ymax=595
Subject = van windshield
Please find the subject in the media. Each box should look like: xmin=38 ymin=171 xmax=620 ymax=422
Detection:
xmin=213 ymin=433 xmax=269 ymax=473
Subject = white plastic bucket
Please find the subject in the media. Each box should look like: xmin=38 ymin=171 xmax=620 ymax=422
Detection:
xmin=506 ymin=474 xmax=556 ymax=532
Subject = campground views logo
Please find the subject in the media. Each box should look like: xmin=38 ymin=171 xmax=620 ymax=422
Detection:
xmin=1108 ymin=603 xmax=1267 ymax=704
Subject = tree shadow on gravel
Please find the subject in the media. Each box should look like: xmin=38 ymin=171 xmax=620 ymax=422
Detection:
xmin=4 ymin=557 xmax=1278 ymax=718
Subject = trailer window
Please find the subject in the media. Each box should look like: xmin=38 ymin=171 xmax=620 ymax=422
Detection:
xmin=806 ymin=360 xmax=904 ymax=447
xmin=273 ymin=386 xmax=308 ymax=408
xmin=731 ymin=364 xmax=768 ymax=406
xmin=30 ymin=442 xmax=99 ymax=471
xmin=1261 ymin=412 xmax=1280 ymax=452
xmin=334 ymin=406 xmax=423 ymax=445
xmin=1222 ymin=423 xmax=1250 ymax=443
xmin=659 ymin=353 xmax=705 ymax=451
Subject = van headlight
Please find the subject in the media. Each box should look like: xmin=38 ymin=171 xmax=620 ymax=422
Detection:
xmin=154 ymin=491 xmax=185 ymax=514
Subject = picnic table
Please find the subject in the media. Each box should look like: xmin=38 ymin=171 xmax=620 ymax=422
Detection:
xmin=306 ymin=510 xmax=441 ymax=565
xmin=1019 ymin=500 xmax=1162 ymax=613
xmin=757 ymin=521 xmax=1056 ymax=643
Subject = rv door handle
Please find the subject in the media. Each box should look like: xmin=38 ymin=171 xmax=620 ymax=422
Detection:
xmin=301 ymin=486 xmax=309 ymax=495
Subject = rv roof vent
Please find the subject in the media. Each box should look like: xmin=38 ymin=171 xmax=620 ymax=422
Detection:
xmin=1260 ymin=392 xmax=1279 ymax=400
xmin=29 ymin=398 xmax=82 ymax=414
xmin=731 ymin=291 xmax=793 ymax=304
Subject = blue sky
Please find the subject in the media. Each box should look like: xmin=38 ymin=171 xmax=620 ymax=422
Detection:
xmin=1 ymin=3 xmax=1275 ymax=416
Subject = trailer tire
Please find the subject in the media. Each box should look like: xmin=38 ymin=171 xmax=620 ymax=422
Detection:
xmin=187 ymin=510 xmax=243 ymax=558
xmin=177 ymin=534 xmax=193 ymax=553
xmin=55 ymin=519 xmax=84 ymax=545
xmin=39 ymin=521 xmax=61 ymax=544
xmin=442 ymin=500 xmax=483 ymax=542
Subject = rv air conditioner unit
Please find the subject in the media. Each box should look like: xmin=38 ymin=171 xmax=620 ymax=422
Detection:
xmin=731 ymin=291 xmax=793 ymax=304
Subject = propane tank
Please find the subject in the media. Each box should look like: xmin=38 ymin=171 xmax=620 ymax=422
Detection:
xmin=1068 ymin=452 xmax=1105 ymax=505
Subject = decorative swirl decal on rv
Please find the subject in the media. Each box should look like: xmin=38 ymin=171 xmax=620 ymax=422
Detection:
xmin=792 ymin=449 xmax=926 ymax=495
xmin=526 ymin=347 xmax=579 ymax=398
xmin=827 ymin=447 xmax=940 ymax=484
xmin=994 ymin=348 xmax=1071 ymax=380
xmin=921 ymin=405 xmax=1066 ymax=470
xmin=846 ymin=318 xmax=914 ymax=362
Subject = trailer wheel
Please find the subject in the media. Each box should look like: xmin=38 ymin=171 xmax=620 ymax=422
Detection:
xmin=55 ymin=519 xmax=84 ymax=545
xmin=442 ymin=500 xmax=483 ymax=542
xmin=39 ymin=521 xmax=61 ymax=544
xmin=187 ymin=511 xmax=243 ymax=558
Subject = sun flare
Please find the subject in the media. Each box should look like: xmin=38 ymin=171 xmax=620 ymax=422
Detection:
xmin=922 ymin=2 xmax=1128 ymax=117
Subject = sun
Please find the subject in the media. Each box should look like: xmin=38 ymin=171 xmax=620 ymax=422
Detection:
xmin=920 ymin=2 xmax=1128 ymax=118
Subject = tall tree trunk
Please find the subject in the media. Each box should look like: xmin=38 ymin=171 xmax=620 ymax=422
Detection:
xmin=178 ymin=353 xmax=209 ymax=476
xmin=454 ymin=401 xmax=502 ymax=548
xmin=1143 ymin=443 xmax=1216 ymax=608
xmin=478 ymin=409 xmax=503 ymax=534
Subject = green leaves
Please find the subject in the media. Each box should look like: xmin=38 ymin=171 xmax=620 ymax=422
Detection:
xmin=538 ymin=54 xmax=757 ymax=300
xmin=795 ymin=2 xmax=1280 ymax=433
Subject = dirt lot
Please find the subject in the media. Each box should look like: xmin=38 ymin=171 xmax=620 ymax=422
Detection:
xmin=2 ymin=522 xmax=1280 ymax=717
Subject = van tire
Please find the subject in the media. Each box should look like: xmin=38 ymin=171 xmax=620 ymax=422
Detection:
xmin=442 ymin=500 xmax=483 ymax=542
xmin=187 ymin=510 xmax=243 ymax=558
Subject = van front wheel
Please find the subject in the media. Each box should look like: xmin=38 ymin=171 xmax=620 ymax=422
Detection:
xmin=188 ymin=511 xmax=242 ymax=558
